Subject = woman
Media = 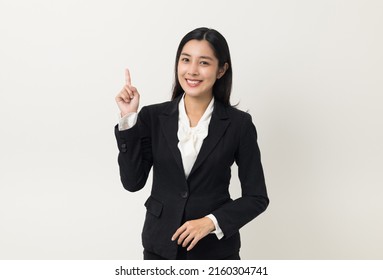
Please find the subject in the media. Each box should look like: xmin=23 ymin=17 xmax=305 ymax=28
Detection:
xmin=114 ymin=27 xmax=269 ymax=260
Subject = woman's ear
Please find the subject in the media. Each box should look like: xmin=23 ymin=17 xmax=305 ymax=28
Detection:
xmin=217 ymin=62 xmax=229 ymax=79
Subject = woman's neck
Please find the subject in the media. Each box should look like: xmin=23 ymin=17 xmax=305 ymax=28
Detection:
xmin=183 ymin=94 xmax=213 ymax=127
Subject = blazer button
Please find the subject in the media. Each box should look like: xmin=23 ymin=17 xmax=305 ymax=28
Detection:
xmin=180 ymin=191 xmax=188 ymax=199
xmin=120 ymin=143 xmax=127 ymax=152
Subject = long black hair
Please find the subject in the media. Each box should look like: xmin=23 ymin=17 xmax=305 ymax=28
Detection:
xmin=171 ymin=27 xmax=233 ymax=106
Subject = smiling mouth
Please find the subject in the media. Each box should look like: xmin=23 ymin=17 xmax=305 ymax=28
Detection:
xmin=186 ymin=79 xmax=202 ymax=87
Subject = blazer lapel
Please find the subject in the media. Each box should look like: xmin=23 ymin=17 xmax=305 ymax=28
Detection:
xmin=159 ymin=96 xmax=185 ymax=175
xmin=188 ymin=101 xmax=230 ymax=178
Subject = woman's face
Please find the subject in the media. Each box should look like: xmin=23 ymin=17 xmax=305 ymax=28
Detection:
xmin=177 ymin=39 xmax=225 ymax=100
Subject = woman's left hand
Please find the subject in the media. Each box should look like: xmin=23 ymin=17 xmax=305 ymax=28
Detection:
xmin=171 ymin=217 xmax=215 ymax=251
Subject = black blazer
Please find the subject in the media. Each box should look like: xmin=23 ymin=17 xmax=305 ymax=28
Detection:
xmin=115 ymin=95 xmax=269 ymax=259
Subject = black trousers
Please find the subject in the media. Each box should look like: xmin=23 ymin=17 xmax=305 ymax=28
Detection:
xmin=143 ymin=247 xmax=240 ymax=260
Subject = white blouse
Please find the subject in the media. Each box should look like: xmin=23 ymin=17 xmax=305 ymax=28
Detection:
xmin=118 ymin=94 xmax=223 ymax=239
xmin=177 ymin=94 xmax=214 ymax=178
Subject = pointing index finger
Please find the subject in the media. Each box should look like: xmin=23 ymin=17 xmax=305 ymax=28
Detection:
xmin=125 ymin=68 xmax=131 ymax=86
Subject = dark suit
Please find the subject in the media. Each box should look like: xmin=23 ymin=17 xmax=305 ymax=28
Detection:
xmin=114 ymin=95 xmax=269 ymax=259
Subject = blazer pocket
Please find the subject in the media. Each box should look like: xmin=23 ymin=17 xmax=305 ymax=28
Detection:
xmin=144 ymin=196 xmax=163 ymax=218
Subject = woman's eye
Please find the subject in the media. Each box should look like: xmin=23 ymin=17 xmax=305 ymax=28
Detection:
xmin=181 ymin=57 xmax=189 ymax=62
xmin=200 ymin=61 xmax=209 ymax=65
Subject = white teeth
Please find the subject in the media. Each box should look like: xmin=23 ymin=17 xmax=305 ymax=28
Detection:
xmin=187 ymin=79 xmax=201 ymax=85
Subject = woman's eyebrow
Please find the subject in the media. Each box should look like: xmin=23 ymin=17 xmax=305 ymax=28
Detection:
xmin=200 ymin=56 xmax=214 ymax=60
xmin=180 ymin=52 xmax=214 ymax=60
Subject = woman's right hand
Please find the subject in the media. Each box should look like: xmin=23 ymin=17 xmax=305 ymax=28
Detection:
xmin=115 ymin=69 xmax=140 ymax=117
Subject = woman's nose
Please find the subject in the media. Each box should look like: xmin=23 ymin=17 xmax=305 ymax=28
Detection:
xmin=187 ymin=62 xmax=199 ymax=76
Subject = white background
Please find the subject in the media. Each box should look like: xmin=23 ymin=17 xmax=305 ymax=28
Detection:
xmin=0 ymin=0 xmax=382 ymax=259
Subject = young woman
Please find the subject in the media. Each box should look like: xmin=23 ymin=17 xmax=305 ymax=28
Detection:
xmin=114 ymin=27 xmax=269 ymax=260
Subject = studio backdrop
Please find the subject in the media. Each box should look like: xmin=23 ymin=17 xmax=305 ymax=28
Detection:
xmin=0 ymin=0 xmax=382 ymax=259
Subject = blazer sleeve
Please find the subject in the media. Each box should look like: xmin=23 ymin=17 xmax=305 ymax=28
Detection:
xmin=114 ymin=106 xmax=153 ymax=192
xmin=212 ymin=113 xmax=269 ymax=239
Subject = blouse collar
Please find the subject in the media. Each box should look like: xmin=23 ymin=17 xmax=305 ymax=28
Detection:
xmin=178 ymin=93 xmax=215 ymax=129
